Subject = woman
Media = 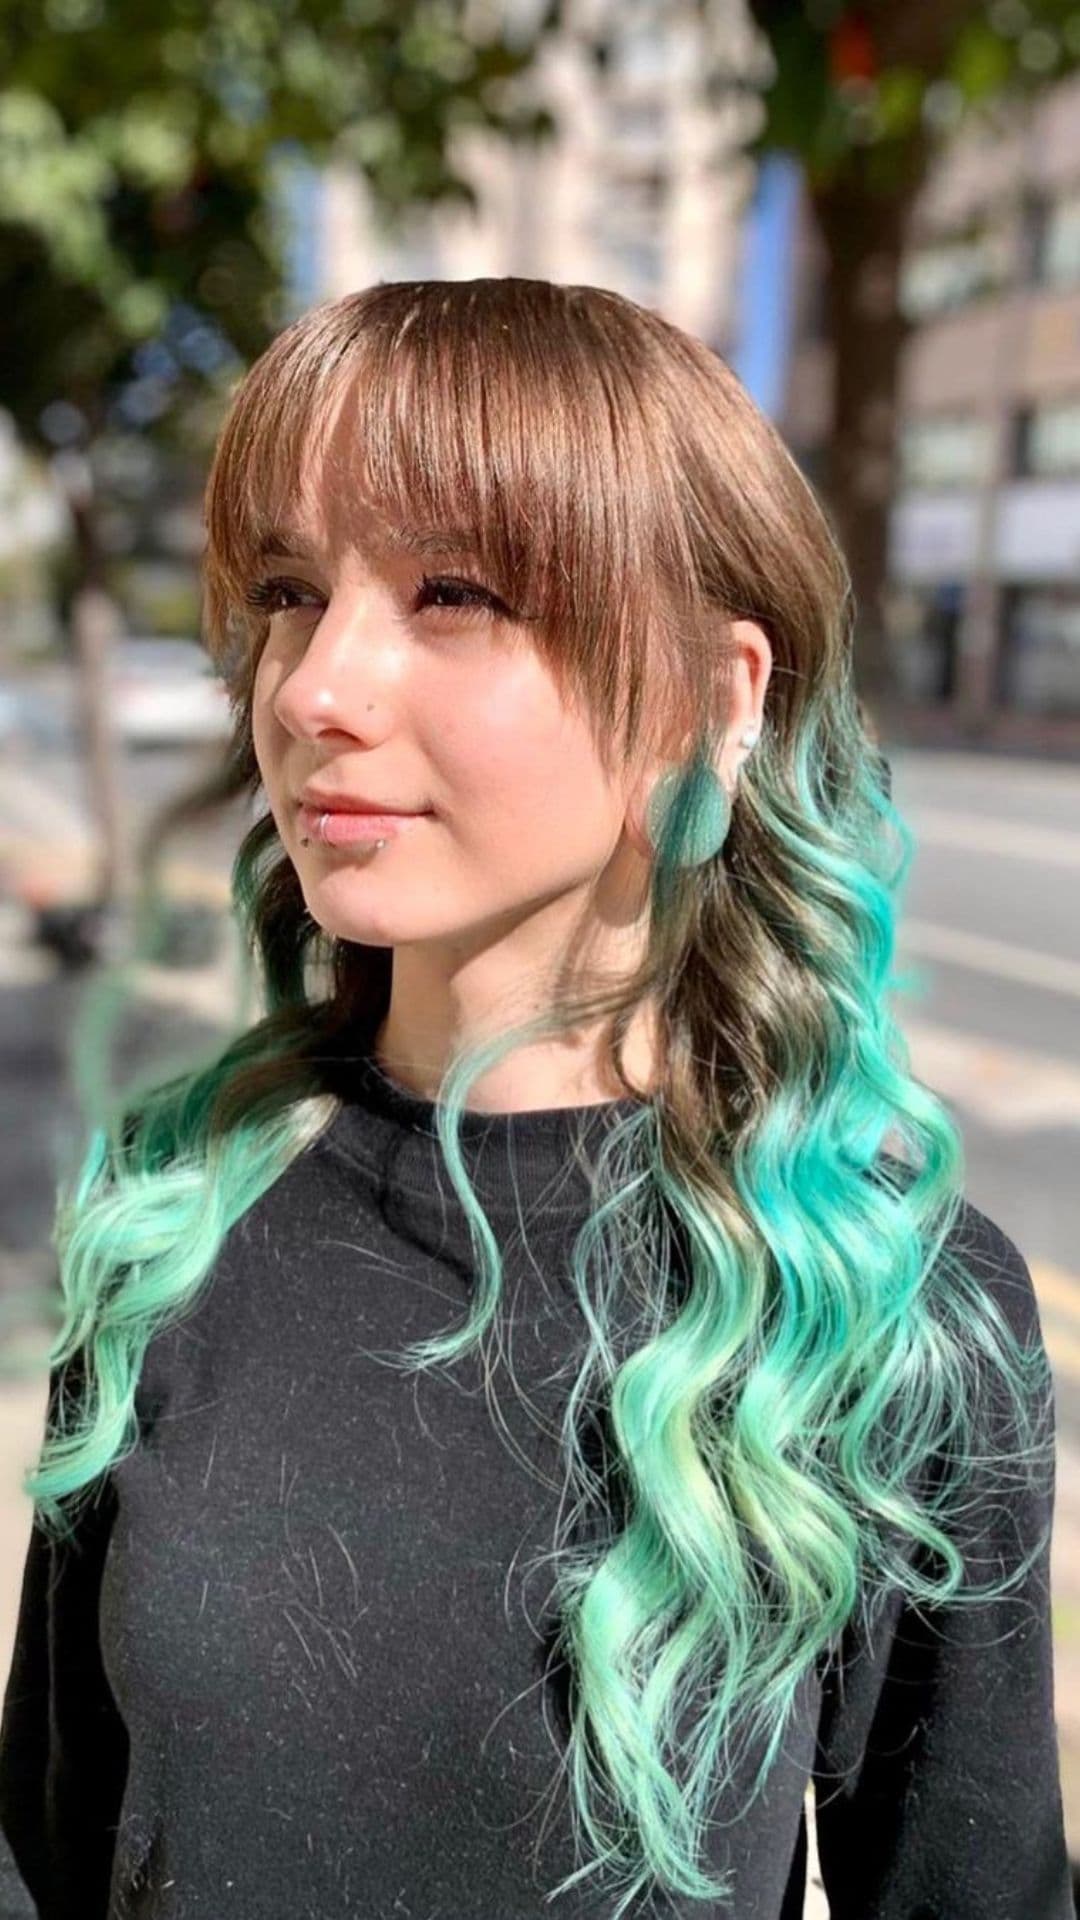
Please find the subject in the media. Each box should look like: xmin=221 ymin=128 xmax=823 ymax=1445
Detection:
xmin=0 ymin=277 xmax=1071 ymax=1919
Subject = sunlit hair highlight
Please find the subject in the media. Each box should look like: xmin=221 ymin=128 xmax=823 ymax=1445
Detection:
xmin=26 ymin=278 xmax=1053 ymax=1916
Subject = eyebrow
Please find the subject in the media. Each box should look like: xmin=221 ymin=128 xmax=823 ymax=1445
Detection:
xmin=255 ymin=523 xmax=481 ymax=563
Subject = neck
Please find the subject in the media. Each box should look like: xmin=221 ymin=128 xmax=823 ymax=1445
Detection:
xmin=372 ymin=1001 xmax=660 ymax=1115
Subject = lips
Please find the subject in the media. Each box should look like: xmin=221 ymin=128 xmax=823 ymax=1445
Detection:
xmin=298 ymin=791 xmax=425 ymax=816
xmin=297 ymin=802 xmax=430 ymax=849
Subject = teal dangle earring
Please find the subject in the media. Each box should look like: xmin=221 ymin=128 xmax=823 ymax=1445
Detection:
xmin=644 ymin=725 xmax=759 ymax=867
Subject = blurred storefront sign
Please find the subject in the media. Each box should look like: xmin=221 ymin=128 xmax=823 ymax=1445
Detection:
xmin=996 ymin=481 xmax=1080 ymax=579
xmin=890 ymin=481 xmax=1080 ymax=584
xmin=888 ymin=485 xmax=1080 ymax=730
xmin=889 ymin=494 xmax=980 ymax=583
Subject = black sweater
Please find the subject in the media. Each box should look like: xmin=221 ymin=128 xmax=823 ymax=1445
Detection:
xmin=0 ymin=1046 xmax=1073 ymax=1918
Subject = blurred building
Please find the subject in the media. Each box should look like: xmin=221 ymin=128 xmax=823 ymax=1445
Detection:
xmin=783 ymin=71 xmax=1080 ymax=751
xmin=290 ymin=0 xmax=760 ymax=356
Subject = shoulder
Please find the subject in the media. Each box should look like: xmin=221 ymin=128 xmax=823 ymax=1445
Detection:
xmin=940 ymin=1194 xmax=1042 ymax=1349
xmin=931 ymin=1197 xmax=1056 ymax=1526
xmin=941 ymin=1190 xmax=1037 ymax=1328
xmin=873 ymin=1152 xmax=1042 ymax=1351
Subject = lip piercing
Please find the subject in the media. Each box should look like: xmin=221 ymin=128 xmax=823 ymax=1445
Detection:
xmin=299 ymin=811 xmax=389 ymax=852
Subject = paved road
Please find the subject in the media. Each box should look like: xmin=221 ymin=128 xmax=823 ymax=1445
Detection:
xmin=889 ymin=749 xmax=1080 ymax=1435
xmin=0 ymin=734 xmax=1077 ymax=1917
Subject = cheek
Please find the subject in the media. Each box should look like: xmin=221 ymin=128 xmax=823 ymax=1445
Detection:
xmin=428 ymin=670 xmax=612 ymax=853
xmin=250 ymin=654 xmax=302 ymax=808
xmin=250 ymin=661 xmax=279 ymax=773
xmin=250 ymin=697 xmax=268 ymax=774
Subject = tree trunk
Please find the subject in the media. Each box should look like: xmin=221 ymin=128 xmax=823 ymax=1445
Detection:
xmin=59 ymin=460 xmax=133 ymax=914
xmin=809 ymin=170 xmax=922 ymax=736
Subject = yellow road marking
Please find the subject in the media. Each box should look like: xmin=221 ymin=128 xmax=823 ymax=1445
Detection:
xmin=1033 ymin=1260 xmax=1080 ymax=1323
xmin=1032 ymin=1261 xmax=1080 ymax=1385
xmin=1044 ymin=1324 xmax=1080 ymax=1386
xmin=902 ymin=1018 xmax=1080 ymax=1131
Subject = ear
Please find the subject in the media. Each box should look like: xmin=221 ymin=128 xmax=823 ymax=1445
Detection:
xmin=716 ymin=621 xmax=772 ymax=780
xmin=622 ymin=620 xmax=772 ymax=859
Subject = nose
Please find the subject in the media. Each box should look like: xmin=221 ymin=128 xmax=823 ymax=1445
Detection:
xmin=270 ymin=590 xmax=401 ymax=740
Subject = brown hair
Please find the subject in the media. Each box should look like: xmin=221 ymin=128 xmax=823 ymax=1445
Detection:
xmin=201 ymin=276 xmax=855 ymax=1135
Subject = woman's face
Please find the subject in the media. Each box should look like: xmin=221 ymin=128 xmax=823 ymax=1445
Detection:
xmin=250 ymin=496 xmax=650 ymax=971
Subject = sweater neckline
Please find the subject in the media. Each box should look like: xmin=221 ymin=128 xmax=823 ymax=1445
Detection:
xmin=317 ymin=1029 xmax=650 ymax=1220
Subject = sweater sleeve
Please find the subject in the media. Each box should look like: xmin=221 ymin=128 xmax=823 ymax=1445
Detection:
xmin=810 ymin=1211 xmax=1073 ymax=1918
xmin=0 ymin=1358 xmax=129 ymax=1920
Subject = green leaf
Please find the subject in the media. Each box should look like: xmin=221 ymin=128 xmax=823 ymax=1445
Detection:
xmin=949 ymin=21 xmax=1016 ymax=102
xmin=874 ymin=67 xmax=925 ymax=140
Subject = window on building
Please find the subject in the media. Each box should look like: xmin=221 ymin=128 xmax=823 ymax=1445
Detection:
xmin=609 ymin=98 xmax=666 ymax=148
xmin=1036 ymin=185 xmax=1080 ymax=289
xmin=605 ymin=163 xmax=667 ymax=217
xmin=1016 ymin=397 xmax=1080 ymax=476
xmin=899 ymin=223 xmax=1012 ymax=320
xmin=604 ymin=234 xmax=663 ymax=296
xmin=614 ymin=15 xmax=669 ymax=88
xmin=900 ymin=416 xmax=994 ymax=489
xmin=886 ymin=583 xmax=964 ymax=704
xmin=999 ymin=587 xmax=1080 ymax=716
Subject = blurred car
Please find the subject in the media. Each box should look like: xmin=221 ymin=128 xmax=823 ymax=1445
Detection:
xmin=0 ymin=676 xmax=73 ymax=750
xmin=0 ymin=681 xmax=26 ymax=739
xmin=110 ymin=638 xmax=232 ymax=748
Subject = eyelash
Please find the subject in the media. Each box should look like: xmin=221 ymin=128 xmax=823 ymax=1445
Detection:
xmin=242 ymin=572 xmax=507 ymax=622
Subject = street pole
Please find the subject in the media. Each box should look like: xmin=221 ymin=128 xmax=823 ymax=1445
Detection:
xmin=51 ymin=450 xmax=135 ymax=924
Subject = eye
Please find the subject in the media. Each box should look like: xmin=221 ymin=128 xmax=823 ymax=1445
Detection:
xmin=414 ymin=573 xmax=507 ymax=619
xmin=242 ymin=572 xmax=510 ymax=622
xmin=243 ymin=576 xmax=322 ymax=618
